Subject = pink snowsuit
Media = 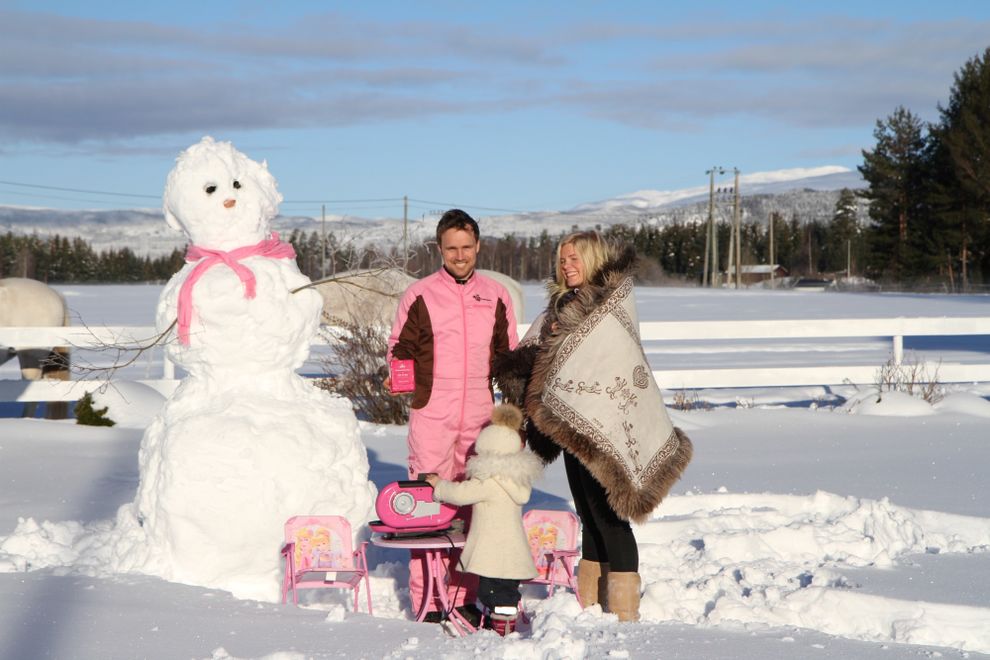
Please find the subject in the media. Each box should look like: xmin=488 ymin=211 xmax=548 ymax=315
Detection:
xmin=387 ymin=267 xmax=518 ymax=613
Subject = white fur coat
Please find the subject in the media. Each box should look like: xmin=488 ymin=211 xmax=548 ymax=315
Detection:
xmin=433 ymin=450 xmax=543 ymax=580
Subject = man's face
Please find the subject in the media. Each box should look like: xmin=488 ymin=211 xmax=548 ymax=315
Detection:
xmin=439 ymin=227 xmax=480 ymax=280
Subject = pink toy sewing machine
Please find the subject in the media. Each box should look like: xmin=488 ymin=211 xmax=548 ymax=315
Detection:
xmin=368 ymin=480 xmax=458 ymax=536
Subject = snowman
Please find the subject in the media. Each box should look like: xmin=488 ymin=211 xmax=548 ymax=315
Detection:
xmin=115 ymin=137 xmax=375 ymax=601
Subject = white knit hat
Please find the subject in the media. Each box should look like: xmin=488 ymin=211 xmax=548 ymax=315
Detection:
xmin=474 ymin=403 xmax=524 ymax=455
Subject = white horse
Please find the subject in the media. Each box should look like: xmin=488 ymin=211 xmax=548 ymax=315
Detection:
xmin=312 ymin=267 xmax=524 ymax=328
xmin=0 ymin=277 xmax=71 ymax=418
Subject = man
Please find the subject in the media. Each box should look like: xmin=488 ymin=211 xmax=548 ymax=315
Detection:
xmin=387 ymin=209 xmax=518 ymax=622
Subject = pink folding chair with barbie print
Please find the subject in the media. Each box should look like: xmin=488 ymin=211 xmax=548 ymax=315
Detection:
xmin=280 ymin=515 xmax=373 ymax=614
xmin=521 ymin=509 xmax=581 ymax=603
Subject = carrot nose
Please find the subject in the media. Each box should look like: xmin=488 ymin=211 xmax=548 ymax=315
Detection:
xmin=223 ymin=199 xmax=236 ymax=208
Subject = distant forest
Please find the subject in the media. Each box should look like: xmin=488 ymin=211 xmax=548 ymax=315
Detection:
xmin=3 ymin=48 xmax=989 ymax=292
xmin=0 ymin=232 xmax=185 ymax=283
xmin=287 ymin=193 xmax=866 ymax=287
xmin=0 ymin=195 xmax=883 ymax=288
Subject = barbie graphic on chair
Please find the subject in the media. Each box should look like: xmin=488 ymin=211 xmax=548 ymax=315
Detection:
xmin=311 ymin=529 xmax=346 ymax=569
xmin=527 ymin=524 xmax=559 ymax=573
xmin=293 ymin=528 xmax=314 ymax=570
xmin=291 ymin=525 xmax=346 ymax=570
xmin=525 ymin=516 xmax=573 ymax=583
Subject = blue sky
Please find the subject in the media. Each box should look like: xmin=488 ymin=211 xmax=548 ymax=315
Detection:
xmin=1 ymin=1 xmax=988 ymax=219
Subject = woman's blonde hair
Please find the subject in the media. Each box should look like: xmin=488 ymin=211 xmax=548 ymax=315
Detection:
xmin=550 ymin=230 xmax=611 ymax=298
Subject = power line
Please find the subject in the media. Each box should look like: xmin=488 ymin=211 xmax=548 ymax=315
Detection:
xmin=282 ymin=197 xmax=404 ymax=205
xmin=283 ymin=204 xmax=404 ymax=216
xmin=407 ymin=197 xmax=527 ymax=214
xmin=0 ymin=178 xmax=532 ymax=215
xmin=0 ymin=179 xmax=160 ymax=200
xmin=0 ymin=188 xmax=159 ymax=208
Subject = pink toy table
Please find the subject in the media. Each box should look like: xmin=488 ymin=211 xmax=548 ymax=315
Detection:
xmin=371 ymin=531 xmax=475 ymax=635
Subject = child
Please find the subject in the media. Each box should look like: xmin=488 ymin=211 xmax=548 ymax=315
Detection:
xmin=424 ymin=403 xmax=543 ymax=635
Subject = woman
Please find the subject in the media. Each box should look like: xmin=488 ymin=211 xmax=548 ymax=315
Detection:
xmin=494 ymin=230 xmax=692 ymax=622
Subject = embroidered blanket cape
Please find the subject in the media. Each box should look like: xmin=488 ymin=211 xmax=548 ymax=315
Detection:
xmin=522 ymin=256 xmax=692 ymax=523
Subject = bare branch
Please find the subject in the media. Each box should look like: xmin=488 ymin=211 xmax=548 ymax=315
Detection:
xmin=873 ymin=352 xmax=944 ymax=404
xmin=317 ymin=317 xmax=410 ymax=424
xmin=55 ymin=319 xmax=178 ymax=387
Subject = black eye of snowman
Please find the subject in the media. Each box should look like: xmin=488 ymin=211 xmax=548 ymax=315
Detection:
xmin=233 ymin=180 xmax=242 ymax=189
xmin=204 ymin=184 xmax=217 ymax=195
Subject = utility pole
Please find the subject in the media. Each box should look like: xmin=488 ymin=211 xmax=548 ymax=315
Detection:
xmin=726 ymin=189 xmax=734 ymax=287
xmin=704 ymin=167 xmax=724 ymax=287
xmin=403 ymin=195 xmax=408 ymax=271
xmin=320 ymin=204 xmax=327 ymax=279
xmin=733 ymin=168 xmax=741 ymax=289
xmin=712 ymin=199 xmax=720 ymax=288
xmin=769 ymin=208 xmax=776 ymax=289
xmin=702 ymin=183 xmax=711 ymax=287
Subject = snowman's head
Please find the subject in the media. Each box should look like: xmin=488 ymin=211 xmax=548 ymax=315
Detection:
xmin=163 ymin=136 xmax=283 ymax=250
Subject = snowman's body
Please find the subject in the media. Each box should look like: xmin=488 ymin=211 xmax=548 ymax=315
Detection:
xmin=121 ymin=138 xmax=375 ymax=601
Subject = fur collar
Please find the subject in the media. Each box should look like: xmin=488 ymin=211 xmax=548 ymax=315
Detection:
xmin=593 ymin=245 xmax=637 ymax=288
xmin=466 ymin=450 xmax=543 ymax=488
xmin=549 ymin=245 xmax=637 ymax=295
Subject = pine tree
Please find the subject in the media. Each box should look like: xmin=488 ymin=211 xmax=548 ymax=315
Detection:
xmin=932 ymin=47 xmax=990 ymax=288
xmin=858 ymin=106 xmax=929 ymax=282
xmin=71 ymin=237 xmax=98 ymax=281
xmin=305 ymin=230 xmax=323 ymax=279
xmin=74 ymin=392 xmax=115 ymax=426
xmin=824 ymin=189 xmax=862 ymax=276
xmin=0 ymin=232 xmax=15 ymax=277
xmin=771 ymin=214 xmax=803 ymax=274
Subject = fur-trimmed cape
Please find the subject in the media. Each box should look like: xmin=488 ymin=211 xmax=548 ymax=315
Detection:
xmin=466 ymin=450 xmax=543 ymax=488
xmin=494 ymin=247 xmax=692 ymax=523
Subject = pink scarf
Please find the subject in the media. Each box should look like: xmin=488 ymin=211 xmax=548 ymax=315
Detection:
xmin=177 ymin=233 xmax=297 ymax=345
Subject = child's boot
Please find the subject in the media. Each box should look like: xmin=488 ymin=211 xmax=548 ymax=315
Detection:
xmin=487 ymin=605 xmax=518 ymax=636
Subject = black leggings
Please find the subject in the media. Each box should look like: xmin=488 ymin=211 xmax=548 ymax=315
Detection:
xmin=477 ymin=576 xmax=521 ymax=609
xmin=564 ymin=452 xmax=638 ymax=572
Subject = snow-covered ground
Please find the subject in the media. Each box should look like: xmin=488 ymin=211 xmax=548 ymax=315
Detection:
xmin=2 ymin=284 xmax=989 ymax=659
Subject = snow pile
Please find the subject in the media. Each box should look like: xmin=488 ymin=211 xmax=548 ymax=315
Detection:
xmin=104 ymin=138 xmax=375 ymax=601
xmin=934 ymin=391 xmax=990 ymax=417
xmin=10 ymin=487 xmax=989 ymax=654
xmin=206 ymin=649 xmax=306 ymax=660
xmin=843 ymin=390 xmax=935 ymax=416
xmin=844 ymin=390 xmax=990 ymax=418
xmin=384 ymin=594 xmax=594 ymax=659
xmin=90 ymin=381 xmax=166 ymax=429
xmin=638 ymin=491 xmax=990 ymax=653
xmin=0 ymin=518 xmax=90 ymax=572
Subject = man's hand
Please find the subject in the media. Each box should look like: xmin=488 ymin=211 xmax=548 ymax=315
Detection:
xmin=383 ymin=376 xmax=401 ymax=396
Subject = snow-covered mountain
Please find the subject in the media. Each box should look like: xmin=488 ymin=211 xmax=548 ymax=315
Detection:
xmin=572 ymin=166 xmax=859 ymax=212
xmin=1 ymin=167 xmax=866 ymax=257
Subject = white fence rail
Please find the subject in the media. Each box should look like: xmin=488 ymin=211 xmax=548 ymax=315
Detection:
xmin=0 ymin=326 xmax=178 ymax=404
xmin=636 ymin=317 xmax=990 ymax=389
xmin=2 ymin=316 xmax=990 ymax=403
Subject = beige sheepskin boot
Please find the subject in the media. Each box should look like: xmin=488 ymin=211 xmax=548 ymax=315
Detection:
xmin=577 ymin=559 xmax=608 ymax=609
xmin=606 ymin=572 xmax=641 ymax=622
